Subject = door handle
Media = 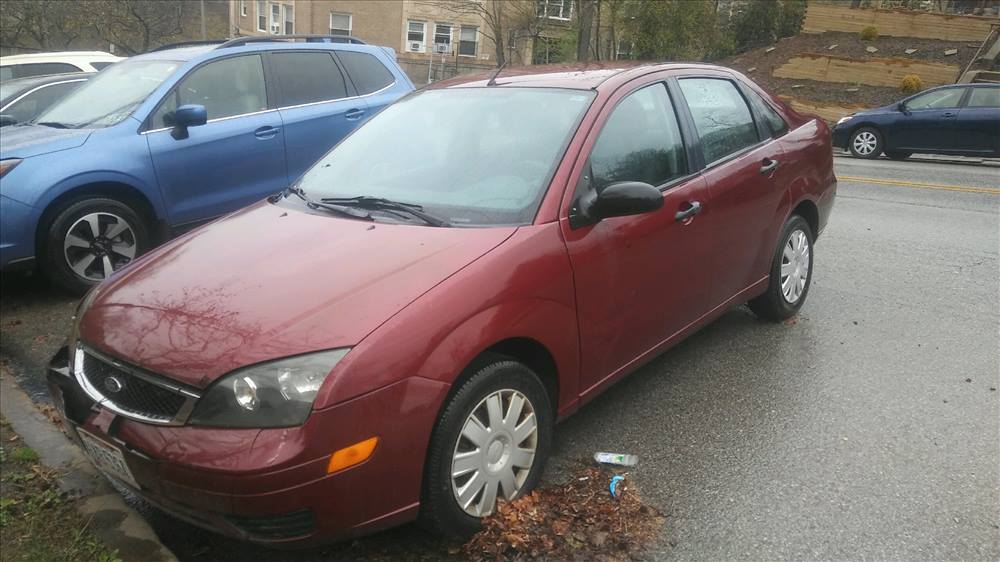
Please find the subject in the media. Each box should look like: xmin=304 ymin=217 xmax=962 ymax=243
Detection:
xmin=675 ymin=201 xmax=702 ymax=222
xmin=254 ymin=126 xmax=280 ymax=139
xmin=760 ymin=158 xmax=780 ymax=175
xmin=942 ymin=111 xmax=956 ymax=118
xmin=345 ymin=108 xmax=366 ymax=121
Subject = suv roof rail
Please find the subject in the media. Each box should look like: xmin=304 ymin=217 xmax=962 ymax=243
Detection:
xmin=151 ymin=39 xmax=227 ymax=52
xmin=216 ymin=35 xmax=366 ymax=50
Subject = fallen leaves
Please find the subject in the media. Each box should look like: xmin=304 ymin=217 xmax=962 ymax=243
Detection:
xmin=463 ymin=464 xmax=664 ymax=562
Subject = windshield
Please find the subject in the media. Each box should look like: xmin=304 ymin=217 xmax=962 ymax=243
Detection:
xmin=294 ymin=88 xmax=595 ymax=226
xmin=33 ymin=60 xmax=179 ymax=128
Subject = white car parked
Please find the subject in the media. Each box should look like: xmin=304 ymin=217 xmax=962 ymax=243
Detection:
xmin=0 ymin=51 xmax=122 ymax=80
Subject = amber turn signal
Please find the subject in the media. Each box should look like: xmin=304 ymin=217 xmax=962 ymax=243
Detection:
xmin=326 ymin=437 xmax=379 ymax=474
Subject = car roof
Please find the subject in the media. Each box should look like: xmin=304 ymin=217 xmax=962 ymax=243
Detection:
xmin=0 ymin=51 xmax=120 ymax=64
xmin=426 ymin=61 xmax=733 ymax=91
xmin=130 ymin=40 xmax=391 ymax=64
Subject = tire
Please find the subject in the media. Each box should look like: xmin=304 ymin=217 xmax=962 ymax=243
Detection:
xmin=420 ymin=359 xmax=553 ymax=539
xmin=748 ymin=215 xmax=814 ymax=322
xmin=884 ymin=150 xmax=912 ymax=161
xmin=40 ymin=197 xmax=151 ymax=295
xmin=848 ymin=126 xmax=883 ymax=159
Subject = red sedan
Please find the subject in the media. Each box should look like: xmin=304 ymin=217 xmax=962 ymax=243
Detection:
xmin=47 ymin=62 xmax=836 ymax=546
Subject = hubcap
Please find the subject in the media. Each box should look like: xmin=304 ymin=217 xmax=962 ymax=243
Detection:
xmin=451 ymin=389 xmax=537 ymax=517
xmin=780 ymin=229 xmax=810 ymax=304
xmin=63 ymin=212 xmax=137 ymax=282
xmin=852 ymin=131 xmax=877 ymax=155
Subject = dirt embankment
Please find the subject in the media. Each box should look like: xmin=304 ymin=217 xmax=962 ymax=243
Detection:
xmin=723 ymin=31 xmax=981 ymax=109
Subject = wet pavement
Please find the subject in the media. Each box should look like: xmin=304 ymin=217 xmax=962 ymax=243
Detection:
xmin=1 ymin=156 xmax=997 ymax=560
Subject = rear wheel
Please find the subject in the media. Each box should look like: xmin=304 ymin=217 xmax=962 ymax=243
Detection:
xmin=748 ymin=215 xmax=814 ymax=322
xmin=41 ymin=197 xmax=151 ymax=294
xmin=848 ymin=127 xmax=883 ymax=159
xmin=884 ymin=150 xmax=912 ymax=160
xmin=420 ymin=359 xmax=552 ymax=538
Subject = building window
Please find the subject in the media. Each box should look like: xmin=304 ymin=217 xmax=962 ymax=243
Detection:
xmin=240 ymin=0 xmax=247 ymax=17
xmin=458 ymin=26 xmax=477 ymax=57
xmin=407 ymin=20 xmax=426 ymax=53
xmin=537 ymin=0 xmax=572 ymax=20
xmin=256 ymin=0 xmax=266 ymax=30
xmin=433 ymin=23 xmax=452 ymax=54
xmin=270 ymin=3 xmax=281 ymax=34
xmin=330 ymin=12 xmax=352 ymax=36
xmin=282 ymin=4 xmax=293 ymax=34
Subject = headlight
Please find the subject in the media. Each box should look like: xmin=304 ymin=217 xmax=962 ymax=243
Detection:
xmin=0 ymin=158 xmax=22 ymax=178
xmin=836 ymin=115 xmax=853 ymax=125
xmin=188 ymin=348 xmax=350 ymax=428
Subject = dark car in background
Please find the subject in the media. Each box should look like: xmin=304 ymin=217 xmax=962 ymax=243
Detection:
xmin=0 ymin=73 xmax=93 ymax=127
xmin=834 ymin=84 xmax=1000 ymax=159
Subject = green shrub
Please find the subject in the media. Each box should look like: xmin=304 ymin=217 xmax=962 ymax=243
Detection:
xmin=859 ymin=26 xmax=878 ymax=41
xmin=900 ymin=74 xmax=922 ymax=94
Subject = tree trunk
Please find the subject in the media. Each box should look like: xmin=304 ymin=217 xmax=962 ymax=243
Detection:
xmin=577 ymin=0 xmax=594 ymax=62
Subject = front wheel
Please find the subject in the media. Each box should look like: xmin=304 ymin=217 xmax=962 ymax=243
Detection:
xmin=848 ymin=127 xmax=883 ymax=159
xmin=748 ymin=215 xmax=814 ymax=322
xmin=41 ymin=197 xmax=151 ymax=294
xmin=420 ymin=359 xmax=553 ymax=538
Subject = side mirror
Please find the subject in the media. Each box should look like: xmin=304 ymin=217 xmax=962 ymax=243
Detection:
xmin=572 ymin=181 xmax=663 ymax=228
xmin=0 ymin=115 xmax=17 ymax=127
xmin=169 ymin=104 xmax=207 ymax=140
xmin=897 ymin=102 xmax=909 ymax=114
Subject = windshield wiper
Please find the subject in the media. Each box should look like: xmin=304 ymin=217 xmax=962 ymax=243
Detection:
xmin=320 ymin=196 xmax=451 ymax=227
xmin=35 ymin=121 xmax=72 ymax=129
xmin=286 ymin=186 xmax=373 ymax=222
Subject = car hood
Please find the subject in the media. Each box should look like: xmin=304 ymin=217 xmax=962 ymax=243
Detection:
xmin=0 ymin=124 xmax=92 ymax=158
xmin=79 ymin=201 xmax=517 ymax=388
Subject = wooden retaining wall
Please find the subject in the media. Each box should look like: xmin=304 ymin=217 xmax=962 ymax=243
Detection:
xmin=802 ymin=2 xmax=998 ymax=42
xmin=779 ymin=96 xmax=874 ymax=123
xmin=773 ymin=53 xmax=960 ymax=87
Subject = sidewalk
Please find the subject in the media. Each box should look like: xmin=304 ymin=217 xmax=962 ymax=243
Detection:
xmin=0 ymin=369 xmax=178 ymax=562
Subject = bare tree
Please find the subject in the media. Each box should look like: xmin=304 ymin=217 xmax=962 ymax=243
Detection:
xmin=0 ymin=0 xmax=89 ymax=52
xmin=576 ymin=0 xmax=595 ymax=61
xmin=89 ymin=0 xmax=185 ymax=55
xmin=415 ymin=0 xmax=549 ymax=67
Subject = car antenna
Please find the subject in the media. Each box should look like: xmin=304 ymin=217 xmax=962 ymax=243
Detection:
xmin=486 ymin=61 xmax=508 ymax=87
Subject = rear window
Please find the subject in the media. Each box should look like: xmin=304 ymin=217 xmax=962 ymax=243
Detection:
xmin=9 ymin=62 xmax=80 ymax=78
xmin=679 ymin=78 xmax=760 ymax=165
xmin=271 ymin=51 xmax=348 ymax=106
xmin=337 ymin=51 xmax=394 ymax=95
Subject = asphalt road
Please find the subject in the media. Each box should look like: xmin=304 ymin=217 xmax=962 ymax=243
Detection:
xmin=1 ymin=156 xmax=997 ymax=561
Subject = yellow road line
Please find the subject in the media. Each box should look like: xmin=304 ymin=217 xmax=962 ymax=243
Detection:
xmin=838 ymin=175 xmax=1000 ymax=195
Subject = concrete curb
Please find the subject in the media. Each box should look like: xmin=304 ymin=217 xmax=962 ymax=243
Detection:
xmin=833 ymin=150 xmax=1000 ymax=167
xmin=0 ymin=374 xmax=179 ymax=562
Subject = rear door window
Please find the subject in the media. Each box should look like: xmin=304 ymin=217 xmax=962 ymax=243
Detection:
xmin=679 ymin=78 xmax=760 ymax=165
xmin=11 ymin=62 xmax=80 ymax=78
xmin=966 ymin=87 xmax=999 ymax=108
xmin=336 ymin=51 xmax=394 ymax=95
xmin=270 ymin=51 xmax=348 ymax=106
xmin=150 ymin=55 xmax=268 ymax=128
xmin=589 ymin=83 xmax=687 ymax=190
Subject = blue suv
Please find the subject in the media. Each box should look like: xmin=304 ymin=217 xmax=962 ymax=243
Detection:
xmin=0 ymin=36 xmax=414 ymax=292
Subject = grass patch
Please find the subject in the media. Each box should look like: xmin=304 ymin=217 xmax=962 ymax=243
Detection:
xmin=0 ymin=415 xmax=121 ymax=562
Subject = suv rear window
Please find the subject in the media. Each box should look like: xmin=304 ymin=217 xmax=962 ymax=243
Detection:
xmin=10 ymin=62 xmax=80 ymax=78
xmin=337 ymin=51 xmax=394 ymax=95
xmin=271 ymin=51 xmax=348 ymax=106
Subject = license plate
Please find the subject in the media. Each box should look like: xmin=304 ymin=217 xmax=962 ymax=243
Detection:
xmin=77 ymin=429 xmax=139 ymax=489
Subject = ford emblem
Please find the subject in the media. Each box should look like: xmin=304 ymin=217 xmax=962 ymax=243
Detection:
xmin=104 ymin=376 xmax=124 ymax=394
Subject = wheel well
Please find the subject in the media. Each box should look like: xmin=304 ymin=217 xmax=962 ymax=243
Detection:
xmin=792 ymin=200 xmax=819 ymax=238
xmin=451 ymin=338 xmax=560 ymax=413
xmin=35 ymin=182 xmax=160 ymax=255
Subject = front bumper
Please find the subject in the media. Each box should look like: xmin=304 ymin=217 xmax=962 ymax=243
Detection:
xmin=0 ymin=194 xmax=39 ymax=269
xmin=831 ymin=125 xmax=850 ymax=150
xmin=46 ymin=346 xmax=450 ymax=547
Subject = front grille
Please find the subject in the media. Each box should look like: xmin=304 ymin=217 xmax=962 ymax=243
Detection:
xmin=80 ymin=351 xmax=189 ymax=421
xmin=226 ymin=509 xmax=316 ymax=539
